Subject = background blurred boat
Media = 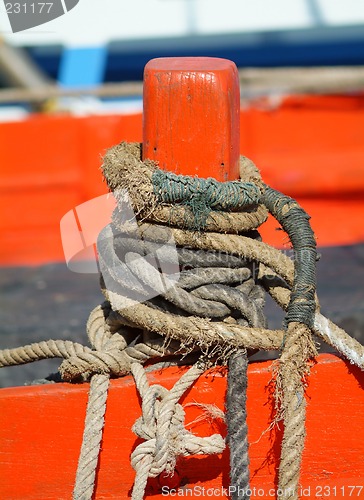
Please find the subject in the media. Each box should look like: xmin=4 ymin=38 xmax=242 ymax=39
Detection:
xmin=1 ymin=0 xmax=364 ymax=91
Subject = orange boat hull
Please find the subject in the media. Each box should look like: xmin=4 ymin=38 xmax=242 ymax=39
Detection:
xmin=1 ymin=94 xmax=364 ymax=266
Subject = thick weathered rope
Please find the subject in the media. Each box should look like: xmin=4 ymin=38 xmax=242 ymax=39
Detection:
xmin=99 ymin=214 xmax=267 ymax=496
xmin=276 ymin=323 xmax=315 ymax=499
xmin=1 ymin=142 xmax=364 ymax=500
xmin=98 ymin=143 xmax=359 ymax=500
xmin=258 ymin=265 xmax=364 ymax=369
xmin=98 ymin=144 xmax=318 ymax=499
xmin=1 ymin=290 xmax=362 ymax=372
xmin=226 ymin=284 xmax=266 ymax=500
xmin=227 ymin=350 xmax=250 ymax=500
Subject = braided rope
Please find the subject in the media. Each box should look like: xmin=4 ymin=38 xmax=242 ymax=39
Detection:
xmin=227 ymin=351 xmax=250 ymax=500
xmin=100 ymin=145 xmax=315 ymax=500
xmin=73 ymin=373 xmax=110 ymax=500
xmin=130 ymin=362 xmax=225 ymax=500
xmin=0 ymin=340 xmax=92 ymax=367
xmin=1 ymin=143 xmax=363 ymax=500
xmin=258 ymin=265 xmax=364 ymax=369
xmin=276 ymin=323 xmax=316 ymax=499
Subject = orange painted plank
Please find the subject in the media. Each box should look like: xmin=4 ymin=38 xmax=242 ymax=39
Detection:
xmin=1 ymin=95 xmax=364 ymax=265
xmin=143 ymin=57 xmax=240 ymax=180
xmin=0 ymin=355 xmax=363 ymax=499
xmin=260 ymin=198 xmax=364 ymax=249
xmin=240 ymin=102 xmax=364 ymax=197
xmin=0 ymin=113 xmax=142 ymax=266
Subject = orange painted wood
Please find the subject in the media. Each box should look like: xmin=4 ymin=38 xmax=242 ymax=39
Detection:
xmin=0 ymin=355 xmax=363 ymax=499
xmin=0 ymin=113 xmax=142 ymax=265
xmin=240 ymin=98 xmax=364 ymax=198
xmin=143 ymin=57 xmax=240 ymax=181
xmin=1 ymin=95 xmax=364 ymax=264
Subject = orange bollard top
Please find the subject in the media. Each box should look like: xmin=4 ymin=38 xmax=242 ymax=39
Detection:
xmin=143 ymin=57 xmax=240 ymax=181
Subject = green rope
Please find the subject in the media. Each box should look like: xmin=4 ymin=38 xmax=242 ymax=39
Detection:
xmin=152 ymin=169 xmax=261 ymax=230
xmin=262 ymin=185 xmax=317 ymax=328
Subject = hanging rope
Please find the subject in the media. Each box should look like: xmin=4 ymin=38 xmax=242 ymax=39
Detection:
xmin=227 ymin=350 xmax=250 ymax=500
xmin=1 ymin=142 xmax=364 ymax=500
xmin=73 ymin=373 xmax=110 ymax=500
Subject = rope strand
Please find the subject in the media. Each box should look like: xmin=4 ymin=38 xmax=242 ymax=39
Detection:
xmin=73 ymin=374 xmax=110 ymax=500
xmin=227 ymin=351 xmax=250 ymax=500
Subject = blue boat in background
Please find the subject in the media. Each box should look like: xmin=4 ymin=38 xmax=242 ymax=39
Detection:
xmin=0 ymin=0 xmax=364 ymax=88
xmin=25 ymin=24 xmax=364 ymax=84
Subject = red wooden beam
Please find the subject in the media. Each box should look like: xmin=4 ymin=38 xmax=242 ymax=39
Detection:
xmin=1 ymin=356 xmax=363 ymax=498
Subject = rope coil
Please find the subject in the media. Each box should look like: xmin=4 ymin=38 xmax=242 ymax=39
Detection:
xmin=1 ymin=141 xmax=363 ymax=500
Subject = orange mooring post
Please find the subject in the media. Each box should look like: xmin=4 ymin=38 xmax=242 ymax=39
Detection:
xmin=1 ymin=59 xmax=364 ymax=500
xmin=143 ymin=57 xmax=240 ymax=180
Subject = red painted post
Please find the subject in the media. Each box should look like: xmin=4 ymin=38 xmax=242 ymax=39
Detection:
xmin=143 ymin=57 xmax=240 ymax=181
xmin=143 ymin=56 xmax=242 ymax=491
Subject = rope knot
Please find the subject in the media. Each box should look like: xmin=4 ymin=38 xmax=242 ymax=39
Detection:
xmin=59 ymin=341 xmax=129 ymax=382
xmin=132 ymin=381 xmax=185 ymax=476
xmin=130 ymin=363 xmax=225 ymax=500
xmin=59 ymin=305 xmax=133 ymax=381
